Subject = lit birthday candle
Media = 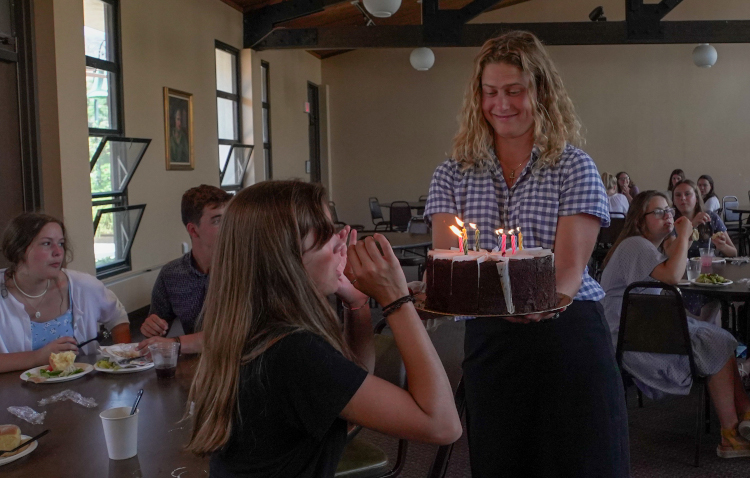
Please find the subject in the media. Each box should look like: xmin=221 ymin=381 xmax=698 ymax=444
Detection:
xmin=469 ymin=223 xmax=479 ymax=251
xmin=455 ymin=218 xmax=468 ymax=255
xmin=495 ymin=229 xmax=503 ymax=251
xmin=449 ymin=225 xmax=464 ymax=253
xmin=500 ymin=229 xmax=507 ymax=254
xmin=509 ymin=228 xmax=517 ymax=254
xmin=517 ymin=227 xmax=523 ymax=250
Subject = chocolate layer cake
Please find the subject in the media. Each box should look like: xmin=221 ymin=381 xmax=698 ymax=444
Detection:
xmin=425 ymin=248 xmax=556 ymax=315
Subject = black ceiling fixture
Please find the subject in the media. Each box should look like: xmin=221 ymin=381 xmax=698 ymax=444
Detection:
xmin=589 ymin=6 xmax=606 ymax=22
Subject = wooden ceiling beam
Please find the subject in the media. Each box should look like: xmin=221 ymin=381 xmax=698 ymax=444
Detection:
xmin=243 ymin=0 xmax=350 ymax=47
xmin=254 ymin=21 xmax=750 ymax=50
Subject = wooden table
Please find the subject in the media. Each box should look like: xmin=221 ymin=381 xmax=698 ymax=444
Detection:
xmin=679 ymin=260 xmax=750 ymax=334
xmin=359 ymin=232 xmax=432 ymax=251
xmin=0 ymin=354 xmax=207 ymax=477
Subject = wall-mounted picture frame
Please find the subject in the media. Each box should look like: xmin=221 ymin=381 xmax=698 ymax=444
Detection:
xmin=163 ymin=87 xmax=194 ymax=170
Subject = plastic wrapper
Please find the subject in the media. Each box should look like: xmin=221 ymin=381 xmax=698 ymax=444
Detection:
xmin=38 ymin=389 xmax=98 ymax=408
xmin=7 ymin=406 xmax=46 ymax=425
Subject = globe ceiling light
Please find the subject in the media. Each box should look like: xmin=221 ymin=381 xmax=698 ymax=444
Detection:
xmin=410 ymin=47 xmax=435 ymax=71
xmin=692 ymin=44 xmax=717 ymax=68
xmin=363 ymin=0 xmax=401 ymax=18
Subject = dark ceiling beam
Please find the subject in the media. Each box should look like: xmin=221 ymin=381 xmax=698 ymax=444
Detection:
xmin=244 ymin=0 xmax=349 ymax=48
xmin=254 ymin=21 xmax=750 ymax=50
xmin=626 ymin=0 xmax=684 ymax=40
xmin=421 ymin=0 xmax=504 ymax=44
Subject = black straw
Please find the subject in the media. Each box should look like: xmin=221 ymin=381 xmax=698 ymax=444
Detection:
xmin=0 ymin=429 xmax=49 ymax=455
xmin=130 ymin=389 xmax=144 ymax=416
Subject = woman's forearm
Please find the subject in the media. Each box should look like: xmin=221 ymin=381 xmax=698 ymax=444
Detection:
xmin=553 ymin=214 xmax=601 ymax=298
xmin=0 ymin=350 xmax=44 ymax=374
xmin=344 ymin=305 xmax=375 ymax=373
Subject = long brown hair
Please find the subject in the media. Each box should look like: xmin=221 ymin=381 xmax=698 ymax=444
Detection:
xmin=602 ymin=190 xmax=669 ymax=268
xmin=451 ymin=30 xmax=583 ymax=172
xmin=616 ymin=171 xmax=636 ymax=194
xmin=666 ymin=168 xmax=685 ymax=192
xmin=186 ymin=181 xmax=356 ymax=455
xmin=1 ymin=213 xmax=71 ymax=278
xmin=673 ymin=179 xmax=710 ymax=242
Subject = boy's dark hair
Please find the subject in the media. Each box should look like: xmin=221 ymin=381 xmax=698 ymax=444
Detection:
xmin=181 ymin=185 xmax=232 ymax=227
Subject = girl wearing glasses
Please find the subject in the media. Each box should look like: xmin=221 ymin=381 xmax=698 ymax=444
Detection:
xmin=673 ymin=179 xmax=736 ymax=259
xmin=601 ymin=191 xmax=750 ymax=458
xmin=616 ymin=171 xmax=639 ymax=203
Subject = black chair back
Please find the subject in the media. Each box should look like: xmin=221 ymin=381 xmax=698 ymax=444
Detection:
xmin=616 ymin=282 xmax=698 ymax=380
xmin=390 ymin=201 xmax=412 ymax=232
xmin=723 ymin=196 xmax=740 ymax=223
xmin=369 ymin=197 xmax=384 ymax=222
xmin=418 ymin=194 xmax=428 ymax=202
xmin=407 ymin=217 xmax=430 ymax=234
xmin=328 ymin=201 xmax=341 ymax=224
xmin=598 ymin=217 xmax=626 ymax=246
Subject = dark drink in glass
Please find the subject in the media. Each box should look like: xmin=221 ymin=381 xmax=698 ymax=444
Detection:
xmin=155 ymin=365 xmax=176 ymax=379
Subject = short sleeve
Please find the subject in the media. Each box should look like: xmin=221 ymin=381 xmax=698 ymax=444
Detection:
xmin=424 ymin=160 xmax=459 ymax=224
xmin=558 ymin=151 xmax=610 ymax=227
xmin=616 ymin=237 xmax=668 ymax=284
xmin=711 ymin=213 xmax=727 ymax=233
xmin=268 ymin=332 xmax=368 ymax=440
xmin=149 ymin=269 xmax=176 ymax=321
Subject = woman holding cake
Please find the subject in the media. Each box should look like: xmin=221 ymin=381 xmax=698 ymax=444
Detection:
xmin=0 ymin=213 xmax=130 ymax=373
xmin=424 ymin=31 xmax=629 ymax=476
xmin=600 ymin=191 xmax=750 ymax=456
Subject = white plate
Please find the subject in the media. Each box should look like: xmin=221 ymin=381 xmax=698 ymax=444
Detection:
xmin=99 ymin=343 xmax=143 ymax=360
xmin=20 ymin=363 xmax=94 ymax=383
xmin=95 ymin=361 xmax=154 ymax=374
xmin=0 ymin=435 xmax=38 ymax=466
xmin=690 ymin=278 xmax=734 ymax=287
xmin=690 ymin=257 xmax=726 ymax=263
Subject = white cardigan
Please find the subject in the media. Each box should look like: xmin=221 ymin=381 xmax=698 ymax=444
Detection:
xmin=0 ymin=269 xmax=129 ymax=355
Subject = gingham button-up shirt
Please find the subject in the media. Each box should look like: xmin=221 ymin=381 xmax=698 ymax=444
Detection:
xmin=424 ymin=144 xmax=609 ymax=302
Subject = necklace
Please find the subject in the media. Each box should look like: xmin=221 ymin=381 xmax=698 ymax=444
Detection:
xmin=12 ymin=278 xmax=50 ymax=319
xmin=503 ymin=159 xmax=528 ymax=181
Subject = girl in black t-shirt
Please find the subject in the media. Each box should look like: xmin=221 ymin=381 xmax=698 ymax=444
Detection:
xmin=186 ymin=181 xmax=461 ymax=478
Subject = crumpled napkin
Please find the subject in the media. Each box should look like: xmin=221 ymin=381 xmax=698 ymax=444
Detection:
xmin=38 ymin=389 xmax=97 ymax=408
xmin=7 ymin=406 xmax=46 ymax=425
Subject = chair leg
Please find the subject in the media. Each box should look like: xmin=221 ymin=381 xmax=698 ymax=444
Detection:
xmin=704 ymin=385 xmax=711 ymax=434
xmin=695 ymin=383 xmax=705 ymax=467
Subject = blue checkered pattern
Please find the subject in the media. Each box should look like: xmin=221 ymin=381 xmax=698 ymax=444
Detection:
xmin=424 ymin=144 xmax=609 ymax=301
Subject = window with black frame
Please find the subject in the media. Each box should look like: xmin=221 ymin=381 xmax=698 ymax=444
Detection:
xmin=261 ymin=60 xmax=272 ymax=180
xmin=84 ymin=0 xmax=146 ymax=278
xmin=215 ymin=41 xmax=251 ymax=192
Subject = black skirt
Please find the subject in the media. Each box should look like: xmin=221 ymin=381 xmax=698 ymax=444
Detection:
xmin=463 ymin=300 xmax=630 ymax=478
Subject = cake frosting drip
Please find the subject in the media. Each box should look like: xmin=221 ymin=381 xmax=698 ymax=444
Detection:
xmin=425 ymin=248 xmax=556 ymax=315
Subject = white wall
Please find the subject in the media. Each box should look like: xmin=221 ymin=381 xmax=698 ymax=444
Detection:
xmin=323 ymin=0 xmax=750 ymax=227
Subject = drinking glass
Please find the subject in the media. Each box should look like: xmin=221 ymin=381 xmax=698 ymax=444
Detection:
xmin=148 ymin=342 xmax=179 ymax=379
xmin=686 ymin=260 xmax=701 ymax=281
xmin=699 ymin=248 xmax=714 ymax=272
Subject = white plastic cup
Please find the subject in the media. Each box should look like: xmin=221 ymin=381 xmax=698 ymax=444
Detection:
xmin=100 ymin=406 xmax=139 ymax=460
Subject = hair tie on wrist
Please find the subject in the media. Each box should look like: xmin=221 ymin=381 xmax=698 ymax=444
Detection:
xmin=382 ymin=295 xmax=416 ymax=318
xmin=342 ymin=298 xmax=369 ymax=311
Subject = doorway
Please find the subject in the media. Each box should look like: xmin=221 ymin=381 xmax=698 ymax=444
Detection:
xmin=307 ymin=82 xmax=321 ymax=183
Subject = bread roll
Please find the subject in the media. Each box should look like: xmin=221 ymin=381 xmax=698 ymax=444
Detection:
xmin=49 ymin=351 xmax=76 ymax=371
xmin=0 ymin=425 xmax=21 ymax=452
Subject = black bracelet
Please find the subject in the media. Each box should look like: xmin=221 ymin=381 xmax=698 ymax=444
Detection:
xmin=382 ymin=295 xmax=416 ymax=318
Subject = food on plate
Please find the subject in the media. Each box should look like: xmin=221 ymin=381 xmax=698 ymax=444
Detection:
xmin=49 ymin=351 xmax=76 ymax=371
xmin=691 ymin=229 xmax=700 ymax=241
xmin=0 ymin=425 xmax=21 ymax=453
xmin=105 ymin=345 xmax=141 ymax=359
xmin=712 ymin=231 xmax=724 ymax=240
xmin=695 ymin=273 xmax=730 ymax=284
xmin=95 ymin=358 xmax=122 ymax=371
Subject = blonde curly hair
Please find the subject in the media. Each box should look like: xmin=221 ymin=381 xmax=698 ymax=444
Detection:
xmin=451 ymin=31 xmax=583 ymax=172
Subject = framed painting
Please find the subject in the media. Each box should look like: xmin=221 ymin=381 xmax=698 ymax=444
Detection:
xmin=163 ymin=87 xmax=194 ymax=170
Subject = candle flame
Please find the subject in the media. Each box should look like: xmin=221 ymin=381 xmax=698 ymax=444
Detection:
xmin=469 ymin=223 xmax=477 ymax=230
xmin=508 ymin=228 xmax=515 ymax=234
xmin=517 ymin=227 xmax=521 ymax=233
xmin=449 ymin=225 xmax=463 ymax=238
xmin=495 ymin=229 xmax=503 ymax=235
xmin=455 ymin=217 xmax=464 ymax=227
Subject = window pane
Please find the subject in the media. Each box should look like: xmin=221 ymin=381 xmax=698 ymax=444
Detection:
xmin=83 ymin=0 xmax=113 ymax=61
xmin=261 ymin=65 xmax=268 ymax=103
xmin=221 ymin=145 xmax=253 ymax=189
xmin=218 ymin=144 xmax=231 ymax=172
xmin=262 ymin=108 xmax=269 ymax=143
xmin=94 ymin=206 xmax=146 ymax=268
xmin=215 ymin=48 xmax=236 ymax=94
xmin=90 ymin=138 xmax=149 ymax=195
xmin=217 ymin=98 xmax=238 ymax=141
xmin=89 ymin=136 xmax=104 ymax=162
xmin=86 ymin=67 xmax=117 ymax=129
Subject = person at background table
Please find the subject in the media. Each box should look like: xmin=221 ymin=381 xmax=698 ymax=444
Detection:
xmin=698 ymin=174 xmax=721 ymax=214
xmin=617 ymin=171 xmax=639 ymax=203
xmin=423 ymin=31 xmax=629 ymax=477
xmin=602 ymin=172 xmax=629 ymax=216
xmin=667 ymin=168 xmax=685 ymax=195
xmin=137 ymin=185 xmax=232 ymax=355
xmin=0 ymin=213 xmax=130 ymax=373
xmin=186 ymin=181 xmax=460 ymax=477
xmin=601 ymin=190 xmax=750 ymax=456
xmin=673 ymin=179 xmax=736 ymax=259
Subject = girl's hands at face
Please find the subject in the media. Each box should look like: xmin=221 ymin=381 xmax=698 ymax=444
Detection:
xmin=334 ymin=227 xmax=368 ymax=306
xmin=674 ymin=216 xmax=693 ymax=239
xmin=345 ymin=234 xmax=409 ymax=306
